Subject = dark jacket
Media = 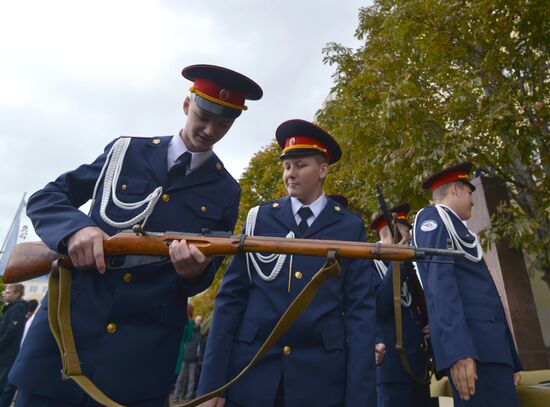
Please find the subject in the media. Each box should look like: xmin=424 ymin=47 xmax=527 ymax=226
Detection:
xmin=183 ymin=327 xmax=202 ymax=362
xmin=10 ymin=136 xmax=240 ymax=404
xmin=199 ymin=196 xmax=377 ymax=407
xmin=0 ymin=299 xmax=27 ymax=366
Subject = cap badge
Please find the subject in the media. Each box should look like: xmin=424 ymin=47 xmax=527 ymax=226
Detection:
xmin=289 ymin=137 xmax=296 ymax=146
xmin=219 ymin=89 xmax=230 ymax=101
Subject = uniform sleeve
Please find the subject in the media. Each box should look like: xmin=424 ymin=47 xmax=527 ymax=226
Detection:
xmin=26 ymin=140 xmax=117 ymax=253
xmin=414 ymin=208 xmax=477 ymax=370
xmin=197 ymin=250 xmax=251 ymax=396
xmin=343 ymin=224 xmax=377 ymax=406
xmin=0 ymin=302 xmax=27 ymax=350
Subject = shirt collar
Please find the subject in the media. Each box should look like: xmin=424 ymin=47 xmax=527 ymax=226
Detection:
xmin=290 ymin=194 xmax=327 ymax=220
xmin=436 ymin=204 xmax=468 ymax=226
xmin=167 ymin=131 xmax=213 ymax=172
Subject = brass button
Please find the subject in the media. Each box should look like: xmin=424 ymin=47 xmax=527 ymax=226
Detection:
xmin=162 ymin=193 xmax=170 ymax=202
xmin=283 ymin=345 xmax=291 ymax=355
xmin=335 ymin=206 xmax=341 ymax=212
xmin=121 ymin=184 xmax=127 ymax=191
xmin=106 ymin=323 xmax=117 ymax=334
xmin=200 ymin=206 xmax=207 ymax=213
xmin=294 ymin=271 xmax=303 ymax=279
xmin=123 ymin=273 xmax=133 ymax=283
xmin=215 ymin=163 xmax=222 ymax=170
xmin=152 ymin=138 xmax=161 ymax=144
xmin=272 ymin=202 xmax=279 ymax=208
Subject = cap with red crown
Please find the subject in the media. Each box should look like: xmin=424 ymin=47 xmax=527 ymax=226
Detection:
xmin=276 ymin=119 xmax=342 ymax=164
xmin=182 ymin=64 xmax=263 ymax=119
xmin=422 ymin=162 xmax=476 ymax=192
xmin=370 ymin=203 xmax=411 ymax=232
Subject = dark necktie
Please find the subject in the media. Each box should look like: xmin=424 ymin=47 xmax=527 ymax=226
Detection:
xmin=167 ymin=151 xmax=192 ymax=185
xmin=297 ymin=206 xmax=314 ymax=236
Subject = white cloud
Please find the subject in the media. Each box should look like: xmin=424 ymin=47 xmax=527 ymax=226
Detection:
xmin=0 ymin=0 xmax=369 ymax=239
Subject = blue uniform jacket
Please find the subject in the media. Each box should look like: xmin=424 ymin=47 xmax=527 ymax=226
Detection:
xmin=0 ymin=299 xmax=28 ymax=366
xmin=198 ymin=196 xmax=377 ymax=407
xmin=413 ymin=205 xmax=522 ymax=374
xmin=10 ymin=136 xmax=240 ymax=404
xmin=375 ymin=262 xmax=430 ymax=384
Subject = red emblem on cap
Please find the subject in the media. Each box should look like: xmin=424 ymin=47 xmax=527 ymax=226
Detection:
xmin=219 ymin=89 xmax=230 ymax=101
xmin=289 ymin=137 xmax=296 ymax=146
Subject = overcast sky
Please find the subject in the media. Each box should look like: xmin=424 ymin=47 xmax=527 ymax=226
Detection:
xmin=0 ymin=0 xmax=368 ymax=241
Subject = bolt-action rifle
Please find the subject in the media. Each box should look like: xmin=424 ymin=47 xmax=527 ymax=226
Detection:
xmin=3 ymin=226 xmax=462 ymax=283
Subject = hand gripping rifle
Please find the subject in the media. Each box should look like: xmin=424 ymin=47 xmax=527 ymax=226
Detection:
xmin=3 ymin=227 xmax=457 ymax=407
xmin=376 ymin=184 xmax=434 ymax=384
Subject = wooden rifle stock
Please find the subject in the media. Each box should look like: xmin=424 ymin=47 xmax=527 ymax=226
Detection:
xmin=3 ymin=231 xmax=462 ymax=283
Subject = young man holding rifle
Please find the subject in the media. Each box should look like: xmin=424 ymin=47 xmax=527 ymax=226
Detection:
xmin=197 ymin=120 xmax=377 ymax=407
xmin=9 ymin=65 xmax=262 ymax=407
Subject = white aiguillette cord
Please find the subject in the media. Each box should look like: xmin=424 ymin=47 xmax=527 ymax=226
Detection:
xmin=413 ymin=205 xmax=482 ymax=263
xmin=89 ymin=137 xmax=163 ymax=230
xmin=245 ymin=205 xmax=295 ymax=283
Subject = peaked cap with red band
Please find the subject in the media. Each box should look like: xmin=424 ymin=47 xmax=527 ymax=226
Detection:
xmin=422 ymin=162 xmax=476 ymax=192
xmin=182 ymin=64 xmax=263 ymax=119
xmin=276 ymin=119 xmax=342 ymax=164
xmin=370 ymin=203 xmax=411 ymax=232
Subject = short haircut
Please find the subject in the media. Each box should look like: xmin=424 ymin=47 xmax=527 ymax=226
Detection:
xmin=9 ymin=284 xmax=25 ymax=298
xmin=432 ymin=181 xmax=466 ymax=200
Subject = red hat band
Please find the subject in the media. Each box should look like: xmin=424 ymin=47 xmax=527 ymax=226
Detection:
xmin=430 ymin=172 xmax=470 ymax=191
xmin=190 ymin=78 xmax=247 ymax=110
xmin=282 ymin=135 xmax=331 ymax=161
xmin=396 ymin=212 xmax=408 ymax=221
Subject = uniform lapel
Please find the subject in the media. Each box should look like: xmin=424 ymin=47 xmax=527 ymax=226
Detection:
xmin=267 ymin=196 xmax=300 ymax=235
xmin=303 ymin=200 xmax=344 ymax=238
xmin=166 ymin=153 xmax=224 ymax=192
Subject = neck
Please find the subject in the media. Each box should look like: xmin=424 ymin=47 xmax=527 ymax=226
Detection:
xmin=297 ymin=190 xmax=323 ymax=205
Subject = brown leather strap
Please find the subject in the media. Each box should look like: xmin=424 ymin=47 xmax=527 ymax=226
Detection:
xmin=182 ymin=252 xmax=342 ymax=407
xmin=48 ymin=261 xmax=125 ymax=407
xmin=392 ymin=260 xmax=432 ymax=384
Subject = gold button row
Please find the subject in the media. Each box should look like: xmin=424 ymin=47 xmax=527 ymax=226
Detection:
xmin=106 ymin=323 xmax=117 ymax=334
xmin=283 ymin=345 xmax=291 ymax=355
xmin=294 ymin=271 xmax=302 ymax=279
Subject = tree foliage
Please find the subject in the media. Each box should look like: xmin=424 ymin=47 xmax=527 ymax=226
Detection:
xmin=316 ymin=0 xmax=549 ymax=285
xmin=193 ymin=0 xmax=550 ymax=313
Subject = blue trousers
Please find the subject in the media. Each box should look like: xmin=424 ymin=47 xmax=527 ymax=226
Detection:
xmin=448 ymin=363 xmax=519 ymax=407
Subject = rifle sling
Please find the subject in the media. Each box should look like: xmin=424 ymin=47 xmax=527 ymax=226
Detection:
xmin=48 ymin=254 xmax=341 ymax=407
xmin=48 ymin=261 xmax=125 ymax=407
xmin=182 ymin=252 xmax=341 ymax=407
xmin=391 ymin=261 xmax=431 ymax=384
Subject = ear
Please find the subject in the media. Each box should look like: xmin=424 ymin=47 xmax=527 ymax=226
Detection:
xmin=183 ymin=97 xmax=190 ymax=115
xmin=319 ymin=162 xmax=329 ymax=180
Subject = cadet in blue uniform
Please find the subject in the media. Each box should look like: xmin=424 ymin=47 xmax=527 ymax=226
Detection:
xmin=413 ymin=163 xmax=522 ymax=406
xmin=371 ymin=205 xmax=435 ymax=407
xmin=9 ymin=65 xmax=262 ymax=407
xmin=197 ymin=120 xmax=376 ymax=407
